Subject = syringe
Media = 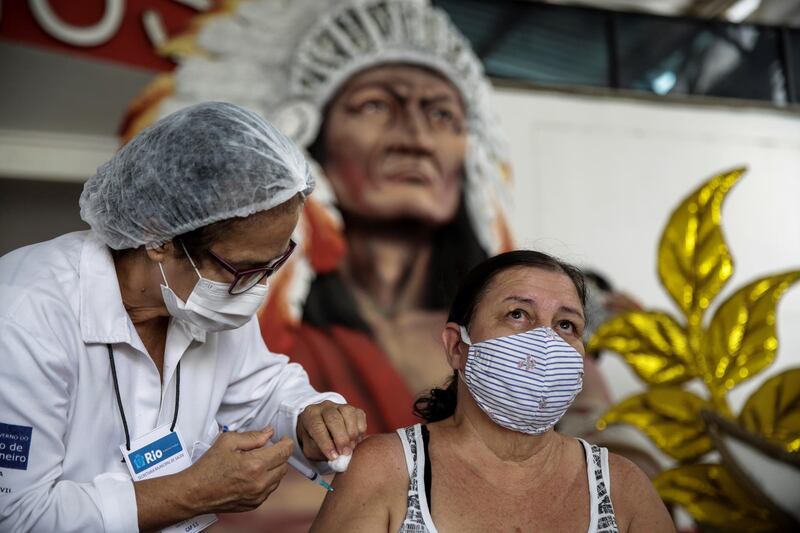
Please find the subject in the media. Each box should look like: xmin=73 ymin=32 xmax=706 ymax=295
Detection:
xmin=287 ymin=456 xmax=334 ymax=492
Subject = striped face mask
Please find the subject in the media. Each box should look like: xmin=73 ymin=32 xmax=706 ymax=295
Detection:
xmin=459 ymin=326 xmax=584 ymax=435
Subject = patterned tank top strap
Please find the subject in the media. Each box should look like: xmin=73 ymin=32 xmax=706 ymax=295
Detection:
xmin=590 ymin=440 xmax=619 ymax=533
xmin=396 ymin=424 xmax=431 ymax=533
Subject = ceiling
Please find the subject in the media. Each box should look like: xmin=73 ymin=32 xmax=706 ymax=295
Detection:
xmin=539 ymin=0 xmax=800 ymax=26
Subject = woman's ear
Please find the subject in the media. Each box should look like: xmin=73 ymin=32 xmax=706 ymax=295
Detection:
xmin=442 ymin=322 xmax=468 ymax=371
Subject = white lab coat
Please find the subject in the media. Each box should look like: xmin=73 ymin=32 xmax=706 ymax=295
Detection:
xmin=0 ymin=231 xmax=345 ymax=532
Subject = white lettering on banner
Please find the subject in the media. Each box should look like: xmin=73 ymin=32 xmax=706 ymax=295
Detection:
xmin=28 ymin=0 xmax=125 ymax=47
xmin=174 ymin=0 xmax=212 ymax=11
xmin=142 ymin=9 xmax=167 ymax=48
xmin=25 ymin=0 xmax=212 ymax=51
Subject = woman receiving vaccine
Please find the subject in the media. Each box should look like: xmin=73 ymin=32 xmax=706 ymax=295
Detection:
xmin=311 ymin=251 xmax=674 ymax=533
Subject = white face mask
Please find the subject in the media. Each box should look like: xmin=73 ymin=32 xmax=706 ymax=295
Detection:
xmin=459 ymin=326 xmax=584 ymax=435
xmin=158 ymin=250 xmax=268 ymax=333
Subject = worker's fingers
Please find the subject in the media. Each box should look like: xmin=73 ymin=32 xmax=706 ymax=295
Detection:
xmin=248 ymin=436 xmax=294 ymax=470
xmin=300 ymin=409 xmax=337 ymax=460
xmin=298 ymin=401 xmax=368 ymax=460
xmin=339 ymin=404 xmax=366 ymax=448
xmin=321 ymin=405 xmax=352 ymax=456
xmin=221 ymin=427 xmax=273 ymax=452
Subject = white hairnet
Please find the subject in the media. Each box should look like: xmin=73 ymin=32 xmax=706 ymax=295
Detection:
xmin=80 ymin=101 xmax=313 ymax=250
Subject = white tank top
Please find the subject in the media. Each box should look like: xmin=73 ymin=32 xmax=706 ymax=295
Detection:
xmin=396 ymin=424 xmax=619 ymax=533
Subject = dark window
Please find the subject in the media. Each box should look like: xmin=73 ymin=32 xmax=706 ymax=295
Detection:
xmin=433 ymin=0 xmax=796 ymax=107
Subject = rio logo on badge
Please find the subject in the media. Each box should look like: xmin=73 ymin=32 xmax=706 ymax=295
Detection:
xmin=129 ymin=432 xmax=182 ymax=475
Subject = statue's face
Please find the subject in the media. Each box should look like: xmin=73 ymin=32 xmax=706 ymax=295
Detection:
xmin=320 ymin=64 xmax=467 ymax=225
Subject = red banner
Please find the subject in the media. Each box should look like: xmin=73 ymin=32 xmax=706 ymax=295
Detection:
xmin=0 ymin=1 xmax=206 ymax=71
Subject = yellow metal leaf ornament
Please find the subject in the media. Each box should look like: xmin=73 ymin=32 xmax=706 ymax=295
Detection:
xmin=740 ymin=368 xmax=800 ymax=452
xmin=657 ymin=168 xmax=744 ymax=329
xmin=654 ymin=464 xmax=780 ymax=532
xmin=594 ymin=167 xmax=800 ymax=528
xmin=704 ymin=272 xmax=800 ymax=395
xmin=588 ymin=311 xmax=692 ymax=385
xmin=598 ymin=388 xmax=712 ymax=461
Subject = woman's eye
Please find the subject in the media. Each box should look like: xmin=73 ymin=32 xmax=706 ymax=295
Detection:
xmin=508 ymin=309 xmax=527 ymax=320
xmin=557 ymin=320 xmax=576 ymax=333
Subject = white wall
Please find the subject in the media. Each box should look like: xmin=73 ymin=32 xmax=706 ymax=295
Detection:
xmin=493 ymin=87 xmax=800 ymax=411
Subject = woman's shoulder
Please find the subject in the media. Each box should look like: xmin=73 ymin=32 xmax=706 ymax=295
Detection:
xmin=606 ymin=451 xmax=675 ymax=532
xmin=311 ymin=430 xmax=410 ymax=531
xmin=607 ymin=451 xmax=650 ymax=492
xmin=345 ymin=430 xmax=409 ymax=485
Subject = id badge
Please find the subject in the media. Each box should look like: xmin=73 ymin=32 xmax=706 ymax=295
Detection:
xmin=120 ymin=425 xmax=217 ymax=532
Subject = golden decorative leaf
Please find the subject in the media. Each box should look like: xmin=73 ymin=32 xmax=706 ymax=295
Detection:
xmin=598 ymin=388 xmax=711 ymax=461
xmin=704 ymin=272 xmax=800 ymax=393
xmin=658 ymin=168 xmax=744 ymax=320
xmin=740 ymin=368 xmax=800 ymax=452
xmin=588 ymin=311 xmax=692 ymax=385
xmin=655 ymin=464 xmax=779 ymax=532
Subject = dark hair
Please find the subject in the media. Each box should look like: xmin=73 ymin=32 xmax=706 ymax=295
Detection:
xmin=583 ymin=269 xmax=613 ymax=292
xmin=413 ymin=250 xmax=586 ymax=423
xmin=109 ymin=218 xmax=236 ymax=264
xmin=174 ymin=193 xmax=303 ymax=263
xmin=176 ymin=217 xmax=238 ymax=262
xmin=112 ymin=195 xmax=303 ymax=268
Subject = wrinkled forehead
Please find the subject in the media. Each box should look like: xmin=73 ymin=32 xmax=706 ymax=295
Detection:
xmin=479 ymin=266 xmax=583 ymax=310
xmin=324 ymin=62 xmax=465 ymax=109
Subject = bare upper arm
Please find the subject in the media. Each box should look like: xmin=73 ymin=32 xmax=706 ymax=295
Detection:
xmin=608 ymin=452 xmax=676 ymax=533
xmin=310 ymin=433 xmax=408 ymax=532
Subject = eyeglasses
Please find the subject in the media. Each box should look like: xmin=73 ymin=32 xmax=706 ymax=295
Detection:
xmin=207 ymin=240 xmax=296 ymax=295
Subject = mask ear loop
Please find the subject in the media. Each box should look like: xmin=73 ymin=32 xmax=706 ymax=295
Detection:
xmin=457 ymin=325 xmax=473 ymax=383
xmin=459 ymin=325 xmax=473 ymax=346
xmin=158 ymin=241 xmax=203 ymax=289
xmin=179 ymin=240 xmax=203 ymax=280
xmin=158 ymin=262 xmax=170 ymax=288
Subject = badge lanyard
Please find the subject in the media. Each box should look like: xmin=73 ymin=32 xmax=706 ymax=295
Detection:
xmin=107 ymin=345 xmax=217 ymax=532
xmin=107 ymin=344 xmax=181 ymax=451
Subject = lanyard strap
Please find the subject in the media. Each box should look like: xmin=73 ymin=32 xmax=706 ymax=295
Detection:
xmin=107 ymin=344 xmax=181 ymax=450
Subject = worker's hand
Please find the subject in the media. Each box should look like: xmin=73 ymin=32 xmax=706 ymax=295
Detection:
xmin=182 ymin=427 xmax=292 ymax=514
xmin=297 ymin=401 xmax=367 ymax=461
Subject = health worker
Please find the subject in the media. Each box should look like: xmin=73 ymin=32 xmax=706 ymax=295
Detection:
xmin=0 ymin=102 xmax=366 ymax=532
